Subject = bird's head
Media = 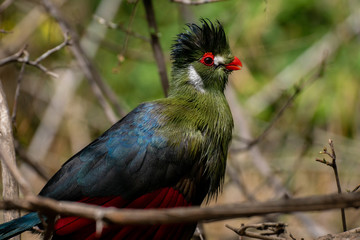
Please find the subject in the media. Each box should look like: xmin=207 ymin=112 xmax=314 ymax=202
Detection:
xmin=169 ymin=19 xmax=242 ymax=96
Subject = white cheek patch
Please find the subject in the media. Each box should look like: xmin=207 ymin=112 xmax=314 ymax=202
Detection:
xmin=214 ymin=55 xmax=225 ymax=66
xmin=188 ymin=65 xmax=205 ymax=93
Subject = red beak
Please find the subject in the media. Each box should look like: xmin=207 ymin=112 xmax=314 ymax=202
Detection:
xmin=225 ymin=56 xmax=242 ymax=71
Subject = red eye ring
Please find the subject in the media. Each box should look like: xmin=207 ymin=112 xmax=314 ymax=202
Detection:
xmin=200 ymin=52 xmax=214 ymax=66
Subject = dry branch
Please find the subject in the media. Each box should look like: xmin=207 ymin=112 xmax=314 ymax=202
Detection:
xmin=143 ymin=0 xmax=169 ymax=96
xmin=1 ymin=193 xmax=360 ymax=226
xmin=0 ymin=33 xmax=71 ymax=78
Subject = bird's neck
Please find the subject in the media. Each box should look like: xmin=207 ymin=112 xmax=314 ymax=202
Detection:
xmin=165 ymin=68 xmax=234 ymax=200
xmin=169 ymin=65 xmax=228 ymax=97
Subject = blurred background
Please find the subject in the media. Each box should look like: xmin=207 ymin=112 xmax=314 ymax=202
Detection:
xmin=1 ymin=0 xmax=360 ymax=239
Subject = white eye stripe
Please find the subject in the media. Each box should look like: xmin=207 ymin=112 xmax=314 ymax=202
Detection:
xmin=214 ymin=55 xmax=225 ymax=66
xmin=188 ymin=65 xmax=205 ymax=93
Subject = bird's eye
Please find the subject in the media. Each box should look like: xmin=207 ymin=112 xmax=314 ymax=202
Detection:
xmin=204 ymin=57 xmax=213 ymax=65
xmin=200 ymin=52 xmax=214 ymax=66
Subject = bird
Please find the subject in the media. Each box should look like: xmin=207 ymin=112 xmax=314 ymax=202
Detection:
xmin=0 ymin=19 xmax=242 ymax=240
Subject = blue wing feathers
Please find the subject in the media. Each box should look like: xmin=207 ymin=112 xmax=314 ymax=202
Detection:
xmin=0 ymin=213 xmax=41 ymax=240
xmin=38 ymin=102 xmax=196 ymax=201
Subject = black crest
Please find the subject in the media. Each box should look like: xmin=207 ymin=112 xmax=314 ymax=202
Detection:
xmin=171 ymin=19 xmax=230 ymax=68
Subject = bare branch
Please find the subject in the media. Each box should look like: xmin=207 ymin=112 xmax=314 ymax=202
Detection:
xmin=0 ymin=33 xmax=71 ymax=79
xmin=143 ymin=0 xmax=169 ymax=96
xmin=0 ymin=193 xmax=360 ymax=226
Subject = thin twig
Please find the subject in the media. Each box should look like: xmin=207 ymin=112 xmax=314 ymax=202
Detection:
xmin=0 ymin=45 xmax=27 ymax=66
xmin=143 ymin=0 xmax=169 ymax=96
xmin=118 ymin=0 xmax=140 ymax=65
xmin=316 ymin=139 xmax=347 ymax=231
xmin=11 ymin=55 xmax=27 ymax=127
xmin=0 ymin=47 xmax=58 ymax=78
xmin=33 ymin=32 xmax=71 ymax=64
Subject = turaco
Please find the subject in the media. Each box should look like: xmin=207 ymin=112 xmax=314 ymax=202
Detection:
xmin=0 ymin=19 xmax=242 ymax=240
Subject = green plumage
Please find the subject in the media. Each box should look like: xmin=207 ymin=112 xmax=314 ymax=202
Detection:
xmin=160 ymin=19 xmax=236 ymax=199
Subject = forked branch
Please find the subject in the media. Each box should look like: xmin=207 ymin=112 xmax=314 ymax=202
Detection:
xmin=316 ymin=139 xmax=347 ymax=231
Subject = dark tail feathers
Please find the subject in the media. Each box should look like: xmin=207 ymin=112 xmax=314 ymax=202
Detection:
xmin=0 ymin=212 xmax=41 ymax=240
